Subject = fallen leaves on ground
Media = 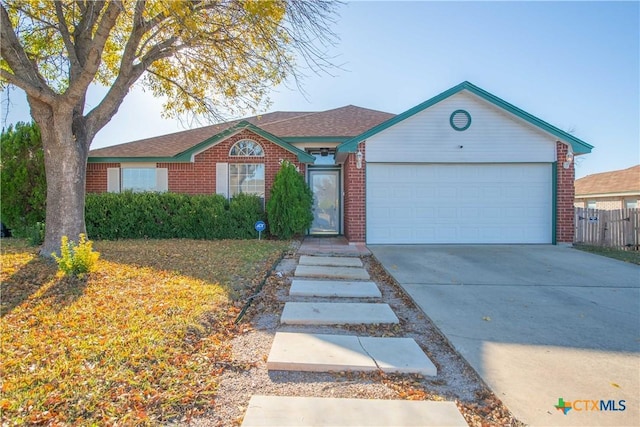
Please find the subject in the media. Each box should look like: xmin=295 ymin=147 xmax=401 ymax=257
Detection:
xmin=0 ymin=238 xmax=290 ymax=425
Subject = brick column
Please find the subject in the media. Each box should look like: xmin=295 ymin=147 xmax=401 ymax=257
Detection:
xmin=343 ymin=143 xmax=366 ymax=242
xmin=556 ymin=142 xmax=575 ymax=244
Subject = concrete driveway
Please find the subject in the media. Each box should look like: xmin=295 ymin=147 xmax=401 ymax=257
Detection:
xmin=369 ymin=245 xmax=640 ymax=427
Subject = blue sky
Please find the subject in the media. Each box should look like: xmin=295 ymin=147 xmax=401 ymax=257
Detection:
xmin=1 ymin=1 xmax=638 ymax=178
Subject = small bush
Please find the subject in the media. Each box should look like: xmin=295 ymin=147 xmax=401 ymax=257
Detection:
xmin=26 ymin=221 xmax=45 ymax=246
xmin=267 ymin=160 xmax=313 ymax=239
xmin=52 ymin=234 xmax=100 ymax=277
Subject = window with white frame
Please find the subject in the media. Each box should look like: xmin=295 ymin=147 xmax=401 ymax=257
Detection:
xmin=107 ymin=165 xmax=168 ymax=193
xmin=226 ymin=139 xmax=265 ymax=200
xmin=624 ymin=199 xmax=638 ymax=209
xmin=229 ymin=164 xmax=265 ymax=198
xmin=229 ymin=139 xmax=264 ymax=157
xmin=122 ymin=168 xmax=157 ymax=192
xmin=587 ymin=200 xmax=597 ymax=209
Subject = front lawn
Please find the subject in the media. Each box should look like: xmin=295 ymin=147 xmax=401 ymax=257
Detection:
xmin=0 ymin=238 xmax=290 ymax=425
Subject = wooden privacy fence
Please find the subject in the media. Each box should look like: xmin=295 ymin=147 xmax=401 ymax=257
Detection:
xmin=574 ymin=208 xmax=640 ymax=250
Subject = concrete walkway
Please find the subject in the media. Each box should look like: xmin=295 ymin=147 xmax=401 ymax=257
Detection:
xmin=289 ymin=279 xmax=381 ymax=298
xmin=294 ymin=264 xmax=371 ymax=280
xmin=280 ymin=302 xmax=399 ymax=325
xmin=242 ymin=396 xmax=467 ymax=426
xmin=267 ymin=332 xmax=437 ymax=375
xmin=241 ymin=244 xmax=463 ymax=426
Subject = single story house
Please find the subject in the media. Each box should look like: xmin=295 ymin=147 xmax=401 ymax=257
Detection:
xmin=574 ymin=165 xmax=640 ymax=210
xmin=87 ymin=81 xmax=593 ymax=245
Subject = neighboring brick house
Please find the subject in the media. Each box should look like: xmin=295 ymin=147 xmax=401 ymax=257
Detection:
xmin=574 ymin=165 xmax=640 ymax=210
xmin=88 ymin=81 xmax=593 ymax=244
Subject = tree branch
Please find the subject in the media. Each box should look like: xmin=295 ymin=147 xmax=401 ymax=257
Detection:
xmin=54 ymin=1 xmax=79 ymax=72
xmin=63 ymin=1 xmax=123 ymax=107
xmin=84 ymin=62 xmax=146 ymax=142
xmin=0 ymin=5 xmax=57 ymax=104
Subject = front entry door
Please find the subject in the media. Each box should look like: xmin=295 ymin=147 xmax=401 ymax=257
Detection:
xmin=309 ymin=169 xmax=340 ymax=235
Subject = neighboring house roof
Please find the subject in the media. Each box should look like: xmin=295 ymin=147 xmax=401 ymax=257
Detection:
xmin=337 ymin=81 xmax=594 ymax=155
xmin=575 ymin=165 xmax=640 ymax=197
xmin=88 ymin=105 xmax=394 ymax=162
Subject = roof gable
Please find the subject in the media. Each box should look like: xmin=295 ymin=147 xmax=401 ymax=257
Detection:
xmin=337 ymin=81 xmax=594 ymax=154
xmin=575 ymin=165 xmax=640 ymax=196
xmin=182 ymin=121 xmax=315 ymax=163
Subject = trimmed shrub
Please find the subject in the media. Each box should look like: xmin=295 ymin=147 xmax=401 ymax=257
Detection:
xmin=266 ymin=160 xmax=313 ymax=239
xmin=85 ymin=192 xmax=264 ymax=240
xmin=228 ymin=193 xmax=265 ymax=239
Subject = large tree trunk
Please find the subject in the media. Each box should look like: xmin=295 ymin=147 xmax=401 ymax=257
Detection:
xmin=30 ymin=98 xmax=89 ymax=257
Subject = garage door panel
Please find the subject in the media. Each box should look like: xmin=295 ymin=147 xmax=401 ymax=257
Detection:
xmin=366 ymin=163 xmax=552 ymax=244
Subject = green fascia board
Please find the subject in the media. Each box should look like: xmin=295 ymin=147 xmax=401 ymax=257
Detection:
xmin=89 ymin=120 xmax=316 ymax=164
xmin=337 ymin=81 xmax=594 ymax=154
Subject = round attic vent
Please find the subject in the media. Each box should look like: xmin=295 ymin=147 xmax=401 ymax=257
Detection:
xmin=450 ymin=109 xmax=471 ymax=131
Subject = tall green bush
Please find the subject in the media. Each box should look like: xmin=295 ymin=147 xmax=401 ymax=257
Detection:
xmin=0 ymin=121 xmax=46 ymax=233
xmin=266 ymin=160 xmax=313 ymax=239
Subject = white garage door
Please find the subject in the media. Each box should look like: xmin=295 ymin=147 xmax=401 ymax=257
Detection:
xmin=366 ymin=163 xmax=552 ymax=244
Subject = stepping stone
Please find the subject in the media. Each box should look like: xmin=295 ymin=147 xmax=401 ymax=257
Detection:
xmin=299 ymin=255 xmax=363 ymax=268
xmin=295 ymin=265 xmax=370 ymax=280
xmin=242 ymin=396 xmax=467 ymax=426
xmin=289 ymin=279 xmax=381 ymax=298
xmin=281 ymin=302 xmax=398 ymax=325
xmin=267 ymin=332 xmax=437 ymax=376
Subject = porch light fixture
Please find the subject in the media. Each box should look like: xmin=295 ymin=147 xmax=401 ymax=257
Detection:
xmin=356 ymin=150 xmax=363 ymax=169
xmin=563 ymin=148 xmax=574 ymax=169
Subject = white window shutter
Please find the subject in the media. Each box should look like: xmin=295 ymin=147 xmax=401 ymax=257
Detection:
xmin=107 ymin=168 xmax=120 ymax=193
xmin=216 ymin=162 xmax=229 ymax=198
xmin=156 ymin=168 xmax=168 ymax=192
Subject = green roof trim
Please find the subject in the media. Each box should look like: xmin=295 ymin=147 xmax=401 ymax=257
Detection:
xmin=88 ymin=120 xmax=316 ymax=164
xmin=337 ymin=81 xmax=594 ymax=154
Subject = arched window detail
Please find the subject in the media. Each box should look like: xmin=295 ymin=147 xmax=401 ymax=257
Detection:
xmin=229 ymin=139 xmax=264 ymax=157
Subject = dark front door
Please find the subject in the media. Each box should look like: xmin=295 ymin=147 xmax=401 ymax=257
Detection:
xmin=309 ymin=169 xmax=340 ymax=235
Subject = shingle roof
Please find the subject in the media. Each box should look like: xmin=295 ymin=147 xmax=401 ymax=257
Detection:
xmin=260 ymin=105 xmax=395 ymax=137
xmin=89 ymin=106 xmax=394 ymax=159
xmin=575 ymin=165 xmax=640 ymax=196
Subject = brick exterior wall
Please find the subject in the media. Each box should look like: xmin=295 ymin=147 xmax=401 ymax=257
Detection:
xmin=343 ymin=143 xmax=366 ymax=242
xmin=86 ymin=162 xmax=120 ymax=193
xmin=86 ymin=130 xmax=305 ymax=201
xmin=556 ymin=142 xmax=575 ymax=244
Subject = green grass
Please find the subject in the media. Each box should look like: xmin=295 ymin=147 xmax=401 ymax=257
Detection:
xmin=0 ymin=238 xmax=290 ymax=425
xmin=573 ymin=244 xmax=640 ymax=265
